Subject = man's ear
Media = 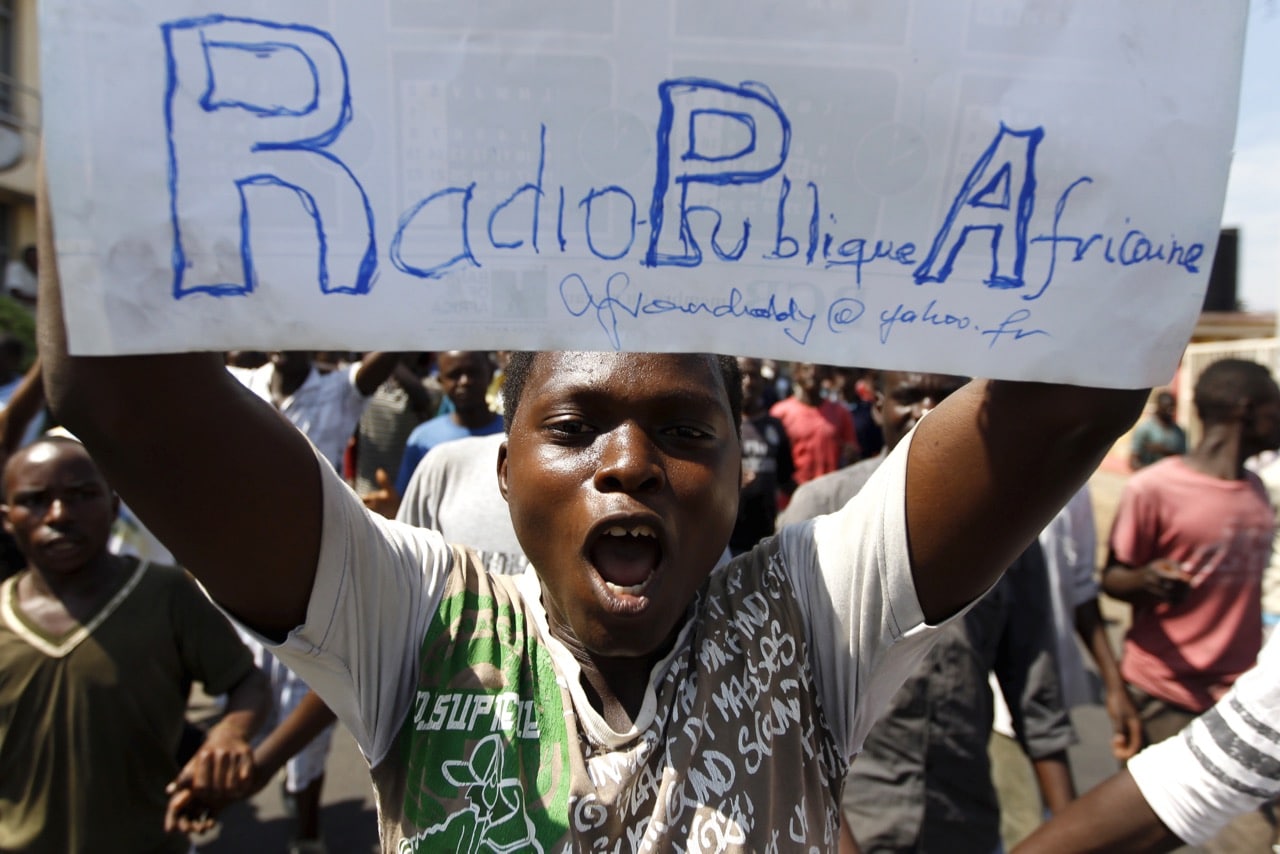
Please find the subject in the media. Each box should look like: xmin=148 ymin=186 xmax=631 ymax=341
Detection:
xmin=871 ymin=390 xmax=886 ymax=428
xmin=497 ymin=440 xmax=510 ymax=502
xmin=1228 ymin=397 xmax=1252 ymax=426
xmin=0 ymin=506 xmax=11 ymax=537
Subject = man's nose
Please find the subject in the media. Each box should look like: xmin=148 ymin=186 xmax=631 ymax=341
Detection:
xmin=45 ymin=497 xmax=69 ymax=522
xmin=593 ymin=424 xmax=665 ymax=494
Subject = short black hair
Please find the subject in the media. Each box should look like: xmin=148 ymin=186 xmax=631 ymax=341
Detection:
xmin=2 ymin=435 xmax=100 ymax=500
xmin=1194 ymin=358 xmax=1277 ymax=426
xmin=502 ymin=352 xmax=743 ymax=436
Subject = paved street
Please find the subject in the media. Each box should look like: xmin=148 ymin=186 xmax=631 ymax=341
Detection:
xmin=196 ymin=724 xmax=379 ymax=853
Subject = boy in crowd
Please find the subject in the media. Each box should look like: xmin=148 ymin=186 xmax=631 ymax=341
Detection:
xmin=770 ymin=361 xmax=858 ymax=485
xmin=1129 ymin=389 xmax=1186 ymax=470
xmin=393 ymin=351 xmax=504 ymax=495
xmin=781 ymin=370 xmax=1075 ymax=853
xmin=0 ymin=437 xmax=269 ymax=853
xmin=731 ymin=356 xmax=795 ymax=554
xmin=1102 ymin=358 xmax=1280 ymax=852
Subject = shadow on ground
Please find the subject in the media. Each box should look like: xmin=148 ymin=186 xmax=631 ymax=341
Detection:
xmin=198 ymin=796 xmax=377 ymax=853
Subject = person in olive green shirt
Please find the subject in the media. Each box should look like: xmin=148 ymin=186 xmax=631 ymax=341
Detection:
xmin=0 ymin=436 xmax=269 ymax=853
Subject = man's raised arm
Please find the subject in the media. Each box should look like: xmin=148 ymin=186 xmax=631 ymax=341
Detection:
xmin=37 ymin=165 xmax=322 ymax=637
xmin=904 ymin=380 xmax=1145 ymax=623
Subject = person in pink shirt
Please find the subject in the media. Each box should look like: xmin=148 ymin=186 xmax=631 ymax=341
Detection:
xmin=1103 ymin=358 xmax=1280 ymax=851
xmin=770 ymin=362 xmax=858 ymax=485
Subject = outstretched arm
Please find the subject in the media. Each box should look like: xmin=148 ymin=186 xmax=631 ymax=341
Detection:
xmin=0 ymin=356 xmax=42 ymax=467
xmin=1013 ymin=769 xmax=1178 ymax=854
xmin=248 ymin=691 xmax=338 ymax=792
xmin=37 ymin=161 xmax=322 ymax=637
xmin=164 ymin=665 xmax=271 ymax=833
xmin=904 ymin=381 xmax=1145 ymax=623
xmin=353 ymin=350 xmax=401 ymax=397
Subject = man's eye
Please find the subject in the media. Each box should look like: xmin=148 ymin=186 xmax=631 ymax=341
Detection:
xmin=547 ymin=420 xmax=592 ymax=437
xmin=668 ymin=425 xmax=712 ymax=440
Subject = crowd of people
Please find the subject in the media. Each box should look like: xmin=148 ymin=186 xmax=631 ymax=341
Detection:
xmin=0 ymin=182 xmax=1278 ymax=851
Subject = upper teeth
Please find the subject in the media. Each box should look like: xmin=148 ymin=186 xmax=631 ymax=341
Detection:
xmin=605 ymin=525 xmax=656 ymax=538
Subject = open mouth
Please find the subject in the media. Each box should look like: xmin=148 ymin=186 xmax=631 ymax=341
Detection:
xmin=39 ymin=537 xmax=86 ymax=559
xmin=588 ymin=523 xmax=662 ymax=597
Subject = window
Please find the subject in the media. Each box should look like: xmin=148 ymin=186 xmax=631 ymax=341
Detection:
xmin=0 ymin=0 xmax=13 ymax=120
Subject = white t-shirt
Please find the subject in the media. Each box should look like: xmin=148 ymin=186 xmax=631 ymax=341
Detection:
xmin=1128 ymin=629 xmax=1280 ymax=845
xmin=396 ymin=433 xmax=529 ymax=576
xmin=3 ymin=259 xmax=35 ymax=301
xmin=260 ymin=430 xmax=946 ymax=851
xmin=992 ymin=484 xmax=1099 ymax=736
xmin=228 ymin=362 xmax=367 ymax=469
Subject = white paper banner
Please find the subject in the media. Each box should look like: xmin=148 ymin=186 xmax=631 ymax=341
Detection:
xmin=41 ymin=1 xmax=1247 ymax=386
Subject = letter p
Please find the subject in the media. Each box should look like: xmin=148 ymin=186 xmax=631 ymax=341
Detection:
xmin=645 ymin=79 xmax=790 ymax=267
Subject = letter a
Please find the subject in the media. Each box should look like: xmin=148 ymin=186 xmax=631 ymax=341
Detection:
xmin=913 ymin=124 xmax=1043 ymax=290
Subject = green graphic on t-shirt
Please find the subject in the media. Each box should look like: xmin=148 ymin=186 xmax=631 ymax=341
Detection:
xmin=398 ymin=585 xmax=571 ymax=852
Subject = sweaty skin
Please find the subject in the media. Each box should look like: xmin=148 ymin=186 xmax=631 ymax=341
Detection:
xmin=498 ymin=353 xmax=740 ymax=724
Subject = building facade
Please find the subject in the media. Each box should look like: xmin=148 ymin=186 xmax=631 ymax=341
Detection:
xmin=0 ymin=0 xmax=38 ymax=265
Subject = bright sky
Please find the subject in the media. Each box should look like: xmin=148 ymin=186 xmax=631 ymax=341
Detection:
xmin=1224 ymin=3 xmax=1279 ymax=312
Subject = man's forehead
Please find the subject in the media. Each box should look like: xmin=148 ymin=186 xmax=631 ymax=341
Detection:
xmin=885 ymin=370 xmax=966 ymax=389
xmin=530 ymin=352 xmax=726 ymax=401
xmin=4 ymin=441 xmax=104 ymax=491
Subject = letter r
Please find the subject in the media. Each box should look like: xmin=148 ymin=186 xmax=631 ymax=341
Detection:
xmin=161 ymin=15 xmax=376 ymax=298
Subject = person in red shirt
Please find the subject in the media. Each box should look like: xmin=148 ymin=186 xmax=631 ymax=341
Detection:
xmin=770 ymin=362 xmax=858 ymax=485
xmin=1102 ymin=358 xmax=1280 ymax=852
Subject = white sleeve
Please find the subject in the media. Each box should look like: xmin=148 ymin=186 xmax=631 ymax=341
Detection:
xmin=775 ymin=428 xmax=945 ymax=757
xmin=1128 ymin=631 xmax=1280 ymax=845
xmin=261 ymin=453 xmax=452 ymax=766
xmin=1063 ymin=485 xmax=1100 ymax=606
xmin=395 ymin=449 xmax=440 ymax=529
xmin=341 ymin=361 xmax=371 ymax=416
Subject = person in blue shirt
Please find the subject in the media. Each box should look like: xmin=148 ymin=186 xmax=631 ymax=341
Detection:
xmin=394 ymin=351 xmax=504 ymax=494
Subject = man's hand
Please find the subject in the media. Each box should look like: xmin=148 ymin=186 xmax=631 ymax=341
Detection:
xmin=163 ymin=724 xmax=255 ymax=833
xmin=1102 ymin=557 xmax=1190 ymax=607
xmin=1141 ymin=559 xmax=1192 ymax=604
xmin=164 ymin=786 xmax=219 ymax=835
xmin=1106 ymin=686 xmax=1144 ymax=761
xmin=361 ymin=467 xmax=401 ymax=518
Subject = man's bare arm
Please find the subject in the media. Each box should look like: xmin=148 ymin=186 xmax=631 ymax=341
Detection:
xmin=165 ymin=666 xmax=272 ymax=833
xmin=353 ymin=351 xmax=401 ymax=397
xmin=1031 ymin=751 xmax=1076 ymax=815
xmin=1075 ymin=598 xmax=1143 ymax=760
xmin=249 ymin=690 xmax=338 ymax=793
xmin=0 ymin=356 xmax=42 ymax=467
xmin=1013 ymin=769 xmax=1179 ymax=854
xmin=905 ymin=381 xmax=1145 ymax=623
xmin=1101 ymin=556 xmax=1189 ymax=607
xmin=37 ymin=163 xmax=322 ymax=636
